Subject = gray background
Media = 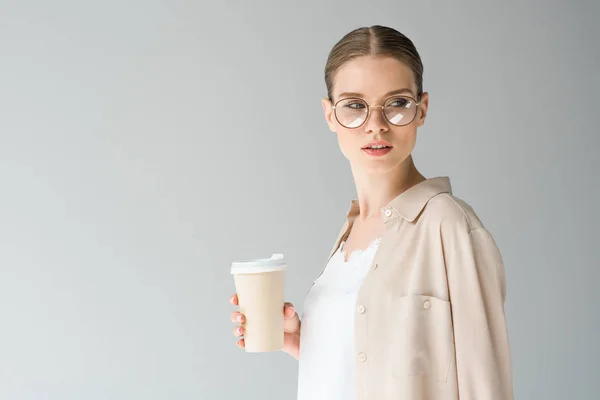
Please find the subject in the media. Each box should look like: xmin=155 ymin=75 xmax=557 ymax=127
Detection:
xmin=1 ymin=0 xmax=598 ymax=399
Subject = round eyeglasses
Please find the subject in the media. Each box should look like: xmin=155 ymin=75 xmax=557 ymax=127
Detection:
xmin=332 ymin=95 xmax=422 ymax=129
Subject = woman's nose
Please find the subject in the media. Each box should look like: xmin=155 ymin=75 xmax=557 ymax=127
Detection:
xmin=364 ymin=105 xmax=389 ymax=134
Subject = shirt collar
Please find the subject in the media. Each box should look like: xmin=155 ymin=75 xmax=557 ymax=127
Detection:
xmin=346 ymin=176 xmax=452 ymax=223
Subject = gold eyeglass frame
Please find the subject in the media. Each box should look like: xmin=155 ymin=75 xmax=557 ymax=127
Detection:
xmin=331 ymin=94 xmax=423 ymax=129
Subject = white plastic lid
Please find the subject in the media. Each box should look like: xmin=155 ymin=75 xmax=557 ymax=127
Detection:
xmin=230 ymin=253 xmax=286 ymax=275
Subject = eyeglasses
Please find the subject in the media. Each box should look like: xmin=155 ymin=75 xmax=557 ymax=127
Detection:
xmin=332 ymin=95 xmax=422 ymax=129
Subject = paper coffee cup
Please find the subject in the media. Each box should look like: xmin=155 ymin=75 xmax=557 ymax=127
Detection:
xmin=231 ymin=254 xmax=286 ymax=352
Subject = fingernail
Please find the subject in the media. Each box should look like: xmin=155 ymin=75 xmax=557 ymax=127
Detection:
xmin=237 ymin=315 xmax=243 ymax=322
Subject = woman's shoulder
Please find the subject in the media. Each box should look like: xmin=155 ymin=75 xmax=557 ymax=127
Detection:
xmin=421 ymin=191 xmax=486 ymax=233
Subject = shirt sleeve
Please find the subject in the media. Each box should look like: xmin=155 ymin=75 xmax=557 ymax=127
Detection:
xmin=444 ymin=227 xmax=514 ymax=399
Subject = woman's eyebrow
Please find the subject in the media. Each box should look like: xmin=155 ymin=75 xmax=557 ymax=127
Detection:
xmin=383 ymin=88 xmax=414 ymax=97
xmin=337 ymin=88 xmax=414 ymax=99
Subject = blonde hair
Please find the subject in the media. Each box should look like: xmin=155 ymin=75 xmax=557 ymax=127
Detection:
xmin=324 ymin=25 xmax=424 ymax=101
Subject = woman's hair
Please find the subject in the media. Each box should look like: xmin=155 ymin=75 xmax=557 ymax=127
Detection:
xmin=324 ymin=25 xmax=424 ymax=101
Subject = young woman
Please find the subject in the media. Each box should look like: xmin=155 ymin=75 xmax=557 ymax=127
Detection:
xmin=230 ymin=25 xmax=513 ymax=400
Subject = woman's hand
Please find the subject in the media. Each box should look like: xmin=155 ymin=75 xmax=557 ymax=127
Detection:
xmin=230 ymin=293 xmax=301 ymax=360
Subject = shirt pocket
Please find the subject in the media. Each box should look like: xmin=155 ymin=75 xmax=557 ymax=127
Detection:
xmin=391 ymin=294 xmax=455 ymax=383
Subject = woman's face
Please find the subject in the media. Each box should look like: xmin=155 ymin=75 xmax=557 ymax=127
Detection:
xmin=322 ymin=56 xmax=429 ymax=174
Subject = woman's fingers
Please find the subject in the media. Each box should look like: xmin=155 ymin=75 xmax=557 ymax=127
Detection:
xmin=230 ymin=311 xmax=245 ymax=323
xmin=283 ymin=302 xmax=296 ymax=318
xmin=233 ymin=325 xmax=245 ymax=337
xmin=230 ymin=293 xmax=245 ymax=349
xmin=283 ymin=302 xmax=300 ymax=334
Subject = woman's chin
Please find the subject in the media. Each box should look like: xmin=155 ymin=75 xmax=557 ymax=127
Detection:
xmin=351 ymin=153 xmax=411 ymax=174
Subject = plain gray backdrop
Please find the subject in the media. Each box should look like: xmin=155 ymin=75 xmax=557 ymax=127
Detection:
xmin=1 ymin=0 xmax=598 ymax=399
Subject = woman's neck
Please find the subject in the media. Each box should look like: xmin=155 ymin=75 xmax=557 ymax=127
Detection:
xmin=351 ymin=156 xmax=426 ymax=221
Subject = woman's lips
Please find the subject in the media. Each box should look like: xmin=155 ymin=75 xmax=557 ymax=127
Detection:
xmin=362 ymin=147 xmax=392 ymax=156
xmin=362 ymin=140 xmax=393 ymax=157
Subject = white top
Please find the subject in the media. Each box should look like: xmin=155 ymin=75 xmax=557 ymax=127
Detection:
xmin=297 ymin=238 xmax=380 ymax=400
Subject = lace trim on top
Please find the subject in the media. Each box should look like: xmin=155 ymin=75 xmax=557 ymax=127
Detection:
xmin=338 ymin=237 xmax=381 ymax=263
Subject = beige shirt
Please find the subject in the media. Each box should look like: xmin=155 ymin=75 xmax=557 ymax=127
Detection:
xmin=305 ymin=177 xmax=513 ymax=400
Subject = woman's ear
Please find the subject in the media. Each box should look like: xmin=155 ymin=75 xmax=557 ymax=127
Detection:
xmin=416 ymin=92 xmax=429 ymax=127
xmin=322 ymin=97 xmax=336 ymax=132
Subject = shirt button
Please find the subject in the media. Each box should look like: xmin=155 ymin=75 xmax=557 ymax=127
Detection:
xmin=357 ymin=305 xmax=366 ymax=314
xmin=423 ymin=300 xmax=431 ymax=309
xmin=358 ymin=352 xmax=367 ymax=362
xmin=384 ymin=209 xmax=393 ymax=217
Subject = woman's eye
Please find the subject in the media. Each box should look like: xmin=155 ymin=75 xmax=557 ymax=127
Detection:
xmin=389 ymin=98 xmax=410 ymax=108
xmin=344 ymin=102 xmax=365 ymax=110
